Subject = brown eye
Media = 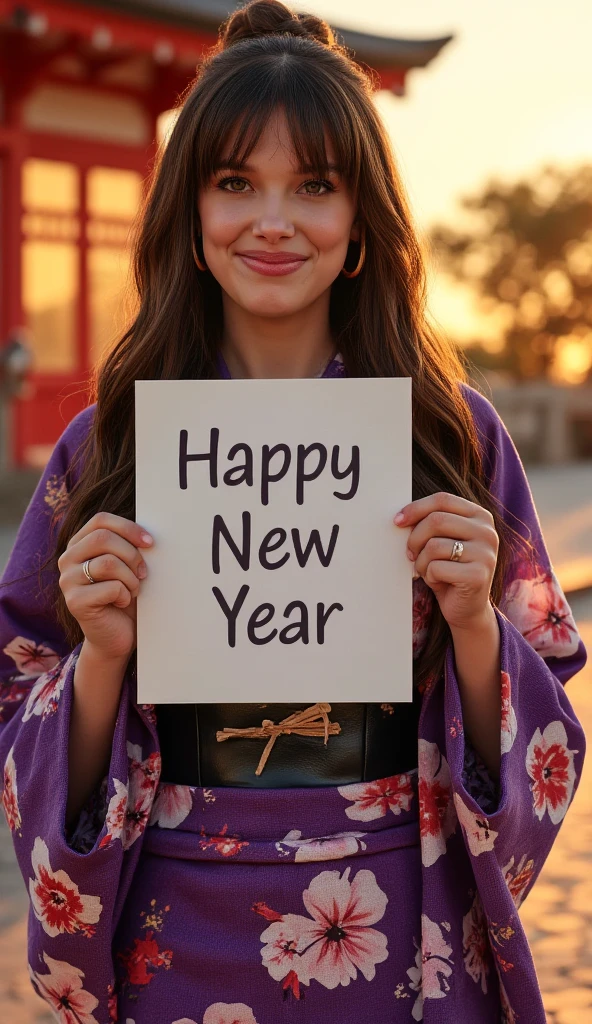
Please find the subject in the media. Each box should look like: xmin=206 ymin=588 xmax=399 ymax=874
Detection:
xmin=217 ymin=176 xmax=250 ymax=192
xmin=300 ymin=179 xmax=334 ymax=196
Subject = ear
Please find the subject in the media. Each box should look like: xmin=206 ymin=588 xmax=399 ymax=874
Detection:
xmin=349 ymin=220 xmax=361 ymax=244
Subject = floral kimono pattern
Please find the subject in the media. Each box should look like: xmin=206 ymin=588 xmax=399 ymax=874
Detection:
xmin=0 ymin=368 xmax=586 ymax=1024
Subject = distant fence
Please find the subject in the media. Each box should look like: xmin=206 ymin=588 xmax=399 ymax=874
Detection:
xmin=490 ymin=384 xmax=592 ymax=464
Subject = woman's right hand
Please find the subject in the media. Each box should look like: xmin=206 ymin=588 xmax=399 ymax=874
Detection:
xmin=58 ymin=512 xmax=154 ymax=661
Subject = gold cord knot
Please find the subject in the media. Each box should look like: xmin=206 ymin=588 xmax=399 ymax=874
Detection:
xmin=216 ymin=702 xmax=341 ymax=776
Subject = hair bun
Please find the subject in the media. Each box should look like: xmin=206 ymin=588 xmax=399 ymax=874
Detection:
xmin=220 ymin=0 xmax=336 ymax=50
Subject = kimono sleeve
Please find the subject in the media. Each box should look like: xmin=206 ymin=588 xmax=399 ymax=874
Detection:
xmin=0 ymin=407 xmax=160 ymax=1022
xmin=439 ymin=386 xmax=586 ymax=1019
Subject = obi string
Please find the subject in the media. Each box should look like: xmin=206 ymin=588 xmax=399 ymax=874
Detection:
xmin=216 ymin=702 xmax=342 ymax=776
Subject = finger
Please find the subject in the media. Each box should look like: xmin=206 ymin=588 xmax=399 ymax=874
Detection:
xmin=78 ymin=554 xmax=141 ymax=598
xmin=423 ymin=559 xmax=491 ymax=590
xmin=414 ymin=537 xmax=472 ymax=578
xmin=66 ymin=579 xmax=135 ymax=616
xmin=406 ymin=511 xmax=487 ymax=560
xmin=66 ymin=512 xmax=153 ymax=554
xmin=63 ymin=529 xmax=147 ymax=579
xmin=395 ymin=491 xmax=480 ymax=528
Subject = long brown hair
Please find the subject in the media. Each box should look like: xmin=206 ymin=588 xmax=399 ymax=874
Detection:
xmin=31 ymin=0 xmax=521 ymax=689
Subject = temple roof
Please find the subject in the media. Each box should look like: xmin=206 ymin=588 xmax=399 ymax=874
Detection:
xmin=88 ymin=0 xmax=453 ymax=70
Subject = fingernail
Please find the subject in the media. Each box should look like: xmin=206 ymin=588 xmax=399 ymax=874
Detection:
xmin=406 ymin=548 xmax=415 ymax=560
xmin=137 ymin=563 xmax=147 ymax=578
xmin=394 ymin=512 xmax=405 ymax=524
xmin=412 ymin=571 xmax=420 ymax=580
xmin=141 ymin=532 xmax=153 ymax=545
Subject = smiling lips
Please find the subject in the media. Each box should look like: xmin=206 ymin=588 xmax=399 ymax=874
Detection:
xmin=236 ymin=250 xmax=309 ymax=276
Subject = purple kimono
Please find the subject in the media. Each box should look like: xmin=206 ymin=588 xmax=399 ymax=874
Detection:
xmin=0 ymin=361 xmax=586 ymax=1024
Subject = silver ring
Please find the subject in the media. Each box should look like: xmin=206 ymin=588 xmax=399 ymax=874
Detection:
xmin=82 ymin=558 xmax=97 ymax=584
xmin=449 ymin=540 xmax=464 ymax=562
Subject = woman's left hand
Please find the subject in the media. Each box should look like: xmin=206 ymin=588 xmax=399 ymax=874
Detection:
xmin=395 ymin=491 xmax=499 ymax=632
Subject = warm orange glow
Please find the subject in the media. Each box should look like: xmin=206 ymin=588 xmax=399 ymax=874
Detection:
xmin=550 ymin=332 xmax=592 ymax=385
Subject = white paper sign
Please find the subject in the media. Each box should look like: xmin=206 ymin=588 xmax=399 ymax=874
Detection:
xmin=135 ymin=377 xmax=412 ymax=704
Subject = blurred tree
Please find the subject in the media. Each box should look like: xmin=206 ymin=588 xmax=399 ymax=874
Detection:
xmin=429 ymin=164 xmax=592 ymax=382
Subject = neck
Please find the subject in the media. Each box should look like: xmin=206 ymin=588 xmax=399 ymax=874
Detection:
xmin=220 ymin=292 xmax=335 ymax=379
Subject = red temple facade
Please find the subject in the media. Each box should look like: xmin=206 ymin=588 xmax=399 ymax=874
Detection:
xmin=0 ymin=0 xmax=452 ymax=468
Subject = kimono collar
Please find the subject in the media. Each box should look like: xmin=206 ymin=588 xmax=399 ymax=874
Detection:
xmin=216 ymin=350 xmax=346 ymax=380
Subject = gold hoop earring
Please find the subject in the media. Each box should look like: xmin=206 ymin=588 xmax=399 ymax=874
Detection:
xmin=192 ymin=232 xmax=208 ymax=272
xmin=341 ymin=229 xmax=366 ymax=278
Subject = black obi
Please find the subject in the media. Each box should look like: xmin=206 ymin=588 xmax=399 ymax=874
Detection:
xmin=156 ymin=691 xmax=423 ymax=788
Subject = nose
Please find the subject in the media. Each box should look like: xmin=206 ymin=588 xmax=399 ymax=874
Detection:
xmin=252 ymin=203 xmax=296 ymax=242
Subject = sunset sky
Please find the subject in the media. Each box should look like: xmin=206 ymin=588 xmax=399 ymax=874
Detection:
xmin=292 ymin=0 xmax=592 ymax=349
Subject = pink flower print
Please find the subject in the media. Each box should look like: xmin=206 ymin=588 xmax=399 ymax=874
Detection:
xmin=2 ymin=747 xmax=21 ymax=832
xmin=124 ymin=742 xmax=161 ymax=847
xmin=29 ymin=837 xmax=102 ymax=938
xmin=150 ymin=783 xmax=193 ymax=829
xmin=277 ymin=829 xmax=366 ymax=862
xmin=502 ymin=571 xmax=579 ymax=658
xmin=100 ymin=779 xmax=129 ymax=849
xmin=526 ymin=720 xmax=577 ymax=823
xmin=502 ymin=854 xmax=535 ymax=909
xmin=259 ymin=913 xmax=314 ymax=987
xmin=299 ymin=867 xmax=388 ymax=989
xmin=406 ymin=915 xmax=454 ymax=1021
xmin=418 ymin=740 xmax=456 ymax=867
xmin=462 ymin=894 xmax=490 ymax=993
xmin=199 ymin=824 xmax=249 ymax=857
xmin=500 ymin=670 xmax=517 ymax=754
xmin=202 ymin=1006 xmax=259 ymax=1024
xmin=412 ymin=578 xmax=433 ymax=657
xmin=127 ymin=742 xmax=161 ymax=795
xmin=453 ymin=793 xmax=498 ymax=856
xmin=338 ymin=773 xmax=415 ymax=822
xmin=30 ymin=952 xmax=100 ymax=1024
xmin=21 ymin=652 xmax=75 ymax=722
xmin=3 ymin=636 xmax=61 ymax=678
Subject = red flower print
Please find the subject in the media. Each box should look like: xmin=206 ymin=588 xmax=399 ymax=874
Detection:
xmin=199 ymin=824 xmax=249 ymax=857
xmin=118 ymin=930 xmax=172 ymax=986
xmin=29 ymin=837 xmax=102 ymax=938
xmin=502 ymin=854 xmax=535 ymax=909
xmin=418 ymin=740 xmax=455 ymax=867
xmin=406 ymin=915 xmax=453 ymax=1021
xmin=3 ymin=635 xmax=61 ymax=678
xmin=338 ymin=773 xmax=415 ymax=822
xmin=526 ymin=720 xmax=577 ymax=823
xmin=462 ymin=894 xmax=490 ymax=994
xmin=502 ymin=571 xmax=579 ymax=658
xmin=100 ymin=779 xmax=128 ymax=849
xmin=30 ymin=952 xmax=99 ymax=1024
xmin=500 ymin=671 xmax=517 ymax=754
xmin=21 ymin=651 xmax=75 ymax=721
xmin=202 ymin=1005 xmax=259 ymax=1024
xmin=259 ymin=867 xmax=389 ymax=992
xmin=150 ymin=783 xmax=193 ymax=829
xmin=2 ymin=747 xmax=21 ymax=832
xmin=453 ymin=793 xmax=498 ymax=857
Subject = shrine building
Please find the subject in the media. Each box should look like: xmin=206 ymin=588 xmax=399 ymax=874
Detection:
xmin=0 ymin=0 xmax=452 ymax=468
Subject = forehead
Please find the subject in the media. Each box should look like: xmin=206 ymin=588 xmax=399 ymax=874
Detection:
xmin=216 ymin=107 xmax=338 ymax=173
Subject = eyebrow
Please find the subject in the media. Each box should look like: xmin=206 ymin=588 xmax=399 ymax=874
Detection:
xmin=212 ymin=159 xmax=343 ymax=175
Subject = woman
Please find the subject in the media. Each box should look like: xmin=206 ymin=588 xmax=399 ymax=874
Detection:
xmin=0 ymin=2 xmax=586 ymax=1021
